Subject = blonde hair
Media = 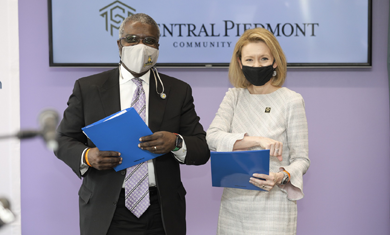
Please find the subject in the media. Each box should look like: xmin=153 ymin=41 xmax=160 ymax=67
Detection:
xmin=229 ymin=28 xmax=287 ymax=88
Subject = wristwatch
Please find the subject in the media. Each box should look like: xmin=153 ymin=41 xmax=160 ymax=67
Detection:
xmin=173 ymin=133 xmax=183 ymax=151
xmin=280 ymin=171 xmax=289 ymax=185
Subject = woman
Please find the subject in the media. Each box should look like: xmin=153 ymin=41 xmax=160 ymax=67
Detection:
xmin=206 ymin=27 xmax=310 ymax=235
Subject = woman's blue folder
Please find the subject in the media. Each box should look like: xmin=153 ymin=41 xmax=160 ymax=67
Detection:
xmin=210 ymin=150 xmax=270 ymax=191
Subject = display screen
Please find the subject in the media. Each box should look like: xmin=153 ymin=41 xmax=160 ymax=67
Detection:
xmin=48 ymin=0 xmax=372 ymax=67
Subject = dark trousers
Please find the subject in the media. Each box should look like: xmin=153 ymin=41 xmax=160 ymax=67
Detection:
xmin=107 ymin=187 xmax=165 ymax=235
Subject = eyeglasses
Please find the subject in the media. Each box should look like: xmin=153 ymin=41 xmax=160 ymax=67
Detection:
xmin=119 ymin=35 xmax=158 ymax=46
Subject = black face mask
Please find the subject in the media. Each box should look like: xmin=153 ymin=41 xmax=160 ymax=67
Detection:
xmin=241 ymin=60 xmax=275 ymax=86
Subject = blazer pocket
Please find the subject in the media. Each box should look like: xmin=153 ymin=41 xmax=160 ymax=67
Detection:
xmin=78 ymin=184 xmax=92 ymax=204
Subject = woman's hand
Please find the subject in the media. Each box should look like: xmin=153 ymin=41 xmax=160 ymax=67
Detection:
xmin=249 ymin=172 xmax=284 ymax=191
xmin=257 ymin=137 xmax=283 ymax=161
xmin=233 ymin=136 xmax=283 ymax=161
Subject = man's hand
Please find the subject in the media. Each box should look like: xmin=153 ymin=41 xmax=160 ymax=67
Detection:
xmin=86 ymin=147 xmax=122 ymax=170
xmin=139 ymin=131 xmax=176 ymax=154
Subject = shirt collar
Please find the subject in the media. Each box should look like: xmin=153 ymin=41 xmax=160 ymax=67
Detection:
xmin=119 ymin=65 xmax=150 ymax=85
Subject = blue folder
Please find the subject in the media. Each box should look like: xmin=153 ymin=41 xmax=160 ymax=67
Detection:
xmin=81 ymin=107 xmax=162 ymax=171
xmin=210 ymin=150 xmax=270 ymax=191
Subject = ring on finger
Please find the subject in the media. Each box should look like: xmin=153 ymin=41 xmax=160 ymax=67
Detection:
xmin=154 ymin=146 xmax=157 ymax=151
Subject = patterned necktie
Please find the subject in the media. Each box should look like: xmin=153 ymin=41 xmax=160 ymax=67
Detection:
xmin=124 ymin=77 xmax=150 ymax=218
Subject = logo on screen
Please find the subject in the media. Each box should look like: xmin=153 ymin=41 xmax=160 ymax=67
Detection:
xmin=99 ymin=1 xmax=136 ymax=36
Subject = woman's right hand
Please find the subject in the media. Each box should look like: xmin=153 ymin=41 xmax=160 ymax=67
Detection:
xmin=233 ymin=136 xmax=283 ymax=161
xmin=256 ymin=137 xmax=283 ymax=161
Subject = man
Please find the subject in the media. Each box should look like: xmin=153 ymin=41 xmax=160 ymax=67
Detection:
xmin=55 ymin=13 xmax=210 ymax=235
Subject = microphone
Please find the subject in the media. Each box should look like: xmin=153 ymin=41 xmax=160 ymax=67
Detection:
xmin=38 ymin=109 xmax=59 ymax=151
xmin=0 ymin=198 xmax=15 ymax=229
xmin=0 ymin=109 xmax=60 ymax=151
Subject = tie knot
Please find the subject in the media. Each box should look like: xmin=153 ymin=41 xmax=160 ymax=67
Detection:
xmin=132 ymin=78 xmax=143 ymax=88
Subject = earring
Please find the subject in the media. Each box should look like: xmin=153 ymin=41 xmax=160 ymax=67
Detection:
xmin=272 ymin=71 xmax=277 ymax=77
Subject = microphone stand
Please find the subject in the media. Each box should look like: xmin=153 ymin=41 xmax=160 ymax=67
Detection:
xmin=0 ymin=110 xmax=59 ymax=229
xmin=0 ymin=130 xmax=41 ymax=140
xmin=0 ymin=129 xmax=58 ymax=151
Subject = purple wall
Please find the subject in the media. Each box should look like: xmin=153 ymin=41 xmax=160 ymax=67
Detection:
xmin=19 ymin=1 xmax=389 ymax=234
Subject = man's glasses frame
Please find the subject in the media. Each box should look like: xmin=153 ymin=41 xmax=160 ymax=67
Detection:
xmin=119 ymin=35 xmax=158 ymax=47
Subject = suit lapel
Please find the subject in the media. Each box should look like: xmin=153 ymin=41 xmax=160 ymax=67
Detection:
xmin=149 ymin=72 xmax=170 ymax=132
xmin=98 ymin=68 xmax=121 ymax=117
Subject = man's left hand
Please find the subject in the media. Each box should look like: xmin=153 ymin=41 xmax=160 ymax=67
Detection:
xmin=139 ymin=131 xmax=176 ymax=154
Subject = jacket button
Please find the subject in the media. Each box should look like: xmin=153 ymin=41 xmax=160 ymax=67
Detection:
xmin=121 ymin=171 xmax=125 ymax=175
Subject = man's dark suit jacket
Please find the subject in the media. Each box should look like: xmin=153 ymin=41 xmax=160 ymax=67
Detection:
xmin=55 ymin=68 xmax=210 ymax=235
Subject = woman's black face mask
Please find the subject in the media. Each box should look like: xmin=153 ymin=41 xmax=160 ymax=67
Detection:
xmin=241 ymin=59 xmax=275 ymax=86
